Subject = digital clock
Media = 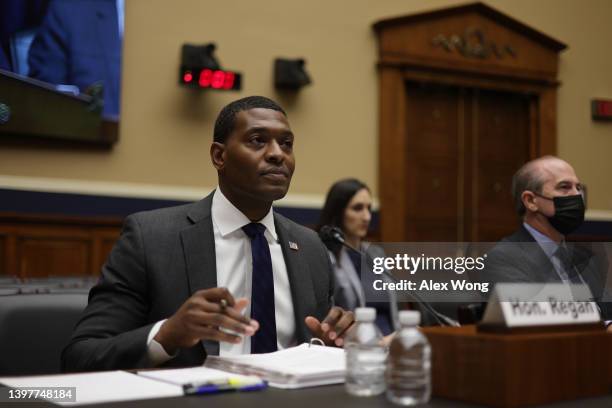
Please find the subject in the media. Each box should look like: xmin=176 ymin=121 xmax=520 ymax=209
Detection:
xmin=180 ymin=67 xmax=241 ymax=90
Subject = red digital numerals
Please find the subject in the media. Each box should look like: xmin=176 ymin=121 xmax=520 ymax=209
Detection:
xmin=182 ymin=69 xmax=236 ymax=89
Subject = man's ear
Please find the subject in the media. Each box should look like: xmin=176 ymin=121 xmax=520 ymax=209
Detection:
xmin=210 ymin=142 xmax=226 ymax=170
xmin=521 ymin=191 xmax=538 ymax=213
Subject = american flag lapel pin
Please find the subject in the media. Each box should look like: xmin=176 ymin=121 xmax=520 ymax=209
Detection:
xmin=289 ymin=241 xmax=299 ymax=251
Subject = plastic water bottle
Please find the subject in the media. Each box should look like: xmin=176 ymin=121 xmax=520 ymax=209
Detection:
xmin=386 ymin=310 xmax=431 ymax=405
xmin=345 ymin=307 xmax=387 ymax=396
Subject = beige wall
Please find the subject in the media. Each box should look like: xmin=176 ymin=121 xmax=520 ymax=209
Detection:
xmin=1 ymin=0 xmax=611 ymax=211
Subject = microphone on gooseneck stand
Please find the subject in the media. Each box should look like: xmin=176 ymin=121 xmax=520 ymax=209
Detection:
xmin=319 ymin=225 xmax=395 ymax=327
xmin=318 ymin=225 xmax=460 ymax=328
xmin=319 ymin=226 xmax=365 ymax=308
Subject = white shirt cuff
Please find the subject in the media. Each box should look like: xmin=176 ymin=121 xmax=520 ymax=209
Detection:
xmin=147 ymin=319 xmax=176 ymax=366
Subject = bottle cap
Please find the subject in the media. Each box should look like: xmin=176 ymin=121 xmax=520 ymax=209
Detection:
xmin=355 ymin=307 xmax=376 ymax=322
xmin=398 ymin=310 xmax=420 ymax=326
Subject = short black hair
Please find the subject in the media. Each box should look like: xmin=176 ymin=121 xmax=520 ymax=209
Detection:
xmin=213 ymin=96 xmax=287 ymax=143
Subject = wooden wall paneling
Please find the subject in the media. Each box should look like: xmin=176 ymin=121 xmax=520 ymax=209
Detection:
xmin=538 ymin=87 xmax=558 ymax=155
xmin=19 ymin=237 xmax=90 ymax=277
xmin=5 ymin=233 xmax=17 ymax=276
xmin=0 ymin=234 xmax=5 ymax=275
xmin=401 ymin=83 xmax=530 ymax=242
xmin=423 ymin=325 xmax=610 ymax=407
xmin=473 ymin=89 xmax=530 ymax=241
xmin=15 ymin=226 xmax=90 ymax=278
xmin=374 ymin=3 xmax=565 ymax=82
xmin=465 ymin=88 xmax=476 ymax=242
xmin=379 ymin=67 xmax=408 ymax=241
xmin=404 ymin=82 xmax=462 ymax=241
xmin=462 ymin=88 xmax=474 ymax=242
xmin=401 ymin=68 xmax=553 ymax=95
xmin=529 ymin=97 xmax=540 ymax=159
xmin=0 ymin=213 xmax=122 ymax=279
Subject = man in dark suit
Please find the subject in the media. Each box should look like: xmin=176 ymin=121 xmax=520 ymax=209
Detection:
xmin=62 ymin=96 xmax=354 ymax=371
xmin=0 ymin=46 xmax=9 ymax=70
xmin=483 ymin=156 xmax=611 ymax=319
xmin=27 ymin=0 xmax=121 ymax=118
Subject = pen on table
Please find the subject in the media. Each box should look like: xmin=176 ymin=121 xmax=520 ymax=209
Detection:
xmin=183 ymin=378 xmax=267 ymax=395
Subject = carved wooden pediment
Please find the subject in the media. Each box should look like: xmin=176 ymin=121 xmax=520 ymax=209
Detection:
xmin=373 ymin=2 xmax=567 ymax=82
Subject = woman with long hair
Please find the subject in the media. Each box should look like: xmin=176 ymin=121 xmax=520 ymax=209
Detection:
xmin=317 ymin=178 xmax=393 ymax=334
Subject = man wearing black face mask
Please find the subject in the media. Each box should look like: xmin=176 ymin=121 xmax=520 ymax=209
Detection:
xmin=516 ymin=156 xmax=585 ymax=242
xmin=482 ymin=156 xmax=612 ymax=321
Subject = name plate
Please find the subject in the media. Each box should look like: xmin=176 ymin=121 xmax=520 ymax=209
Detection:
xmin=481 ymin=283 xmax=601 ymax=328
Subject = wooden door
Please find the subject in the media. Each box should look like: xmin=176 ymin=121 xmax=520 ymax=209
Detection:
xmin=374 ymin=3 xmax=566 ymax=243
xmin=404 ymin=81 xmax=529 ymax=241
xmin=405 ymin=82 xmax=463 ymax=241
xmin=470 ymin=88 xmax=530 ymax=241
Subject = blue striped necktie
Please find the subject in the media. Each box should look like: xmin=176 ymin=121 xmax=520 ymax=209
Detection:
xmin=242 ymin=222 xmax=277 ymax=353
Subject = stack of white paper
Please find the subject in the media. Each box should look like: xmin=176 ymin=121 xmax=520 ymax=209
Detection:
xmin=0 ymin=371 xmax=183 ymax=406
xmin=204 ymin=343 xmax=346 ymax=389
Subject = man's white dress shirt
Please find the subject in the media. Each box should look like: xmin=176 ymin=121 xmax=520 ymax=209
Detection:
xmin=147 ymin=188 xmax=295 ymax=364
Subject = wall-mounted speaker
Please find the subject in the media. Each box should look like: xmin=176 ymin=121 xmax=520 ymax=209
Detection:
xmin=274 ymin=58 xmax=311 ymax=90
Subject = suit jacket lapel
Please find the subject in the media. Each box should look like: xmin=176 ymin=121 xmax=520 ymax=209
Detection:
xmin=180 ymin=192 xmax=219 ymax=355
xmin=518 ymin=240 xmax=560 ymax=282
xmin=569 ymin=244 xmax=604 ymax=298
xmin=275 ymin=214 xmax=316 ymax=343
xmin=515 ymin=225 xmax=561 ymax=282
xmin=179 ymin=198 xmax=318 ymax=352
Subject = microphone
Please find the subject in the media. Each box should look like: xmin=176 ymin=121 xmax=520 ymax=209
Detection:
xmin=319 ymin=225 xmax=365 ymax=308
xmin=319 ymin=225 xmax=346 ymax=247
xmin=318 ymin=225 xmax=459 ymax=327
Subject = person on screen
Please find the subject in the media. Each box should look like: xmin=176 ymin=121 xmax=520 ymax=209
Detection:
xmin=317 ymin=179 xmax=394 ymax=334
xmin=0 ymin=0 xmax=49 ymax=72
xmin=62 ymin=96 xmax=355 ymax=372
xmin=483 ymin=156 xmax=612 ymax=321
xmin=27 ymin=0 xmax=122 ymax=118
xmin=0 ymin=46 xmax=9 ymax=70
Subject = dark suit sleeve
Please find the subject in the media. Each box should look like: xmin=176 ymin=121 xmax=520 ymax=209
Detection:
xmin=61 ymin=215 xmax=156 ymax=372
xmin=319 ymin=238 xmax=335 ymax=310
xmin=579 ymin=243 xmax=612 ymax=320
xmin=482 ymin=244 xmax=535 ymax=286
xmin=0 ymin=46 xmax=9 ymax=71
xmin=28 ymin=1 xmax=70 ymax=84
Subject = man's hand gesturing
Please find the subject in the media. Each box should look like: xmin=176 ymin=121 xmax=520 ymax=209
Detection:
xmin=154 ymin=287 xmax=259 ymax=354
xmin=305 ymin=306 xmax=355 ymax=347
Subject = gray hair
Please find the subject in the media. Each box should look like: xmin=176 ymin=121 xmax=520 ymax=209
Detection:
xmin=511 ymin=156 xmax=558 ymax=216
